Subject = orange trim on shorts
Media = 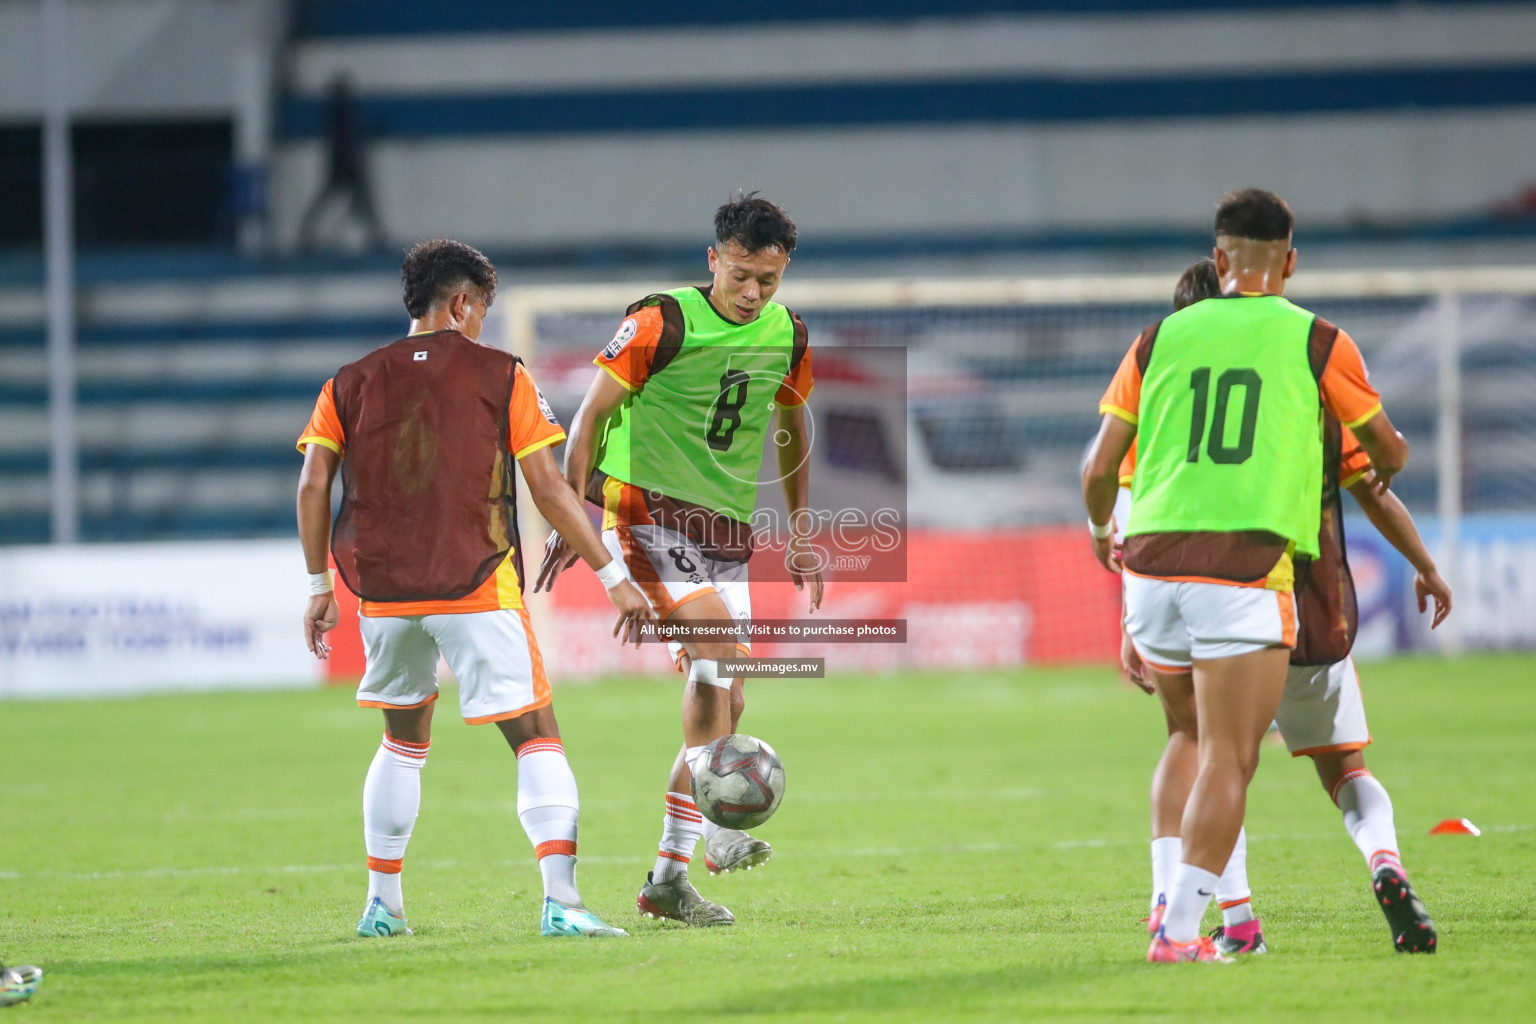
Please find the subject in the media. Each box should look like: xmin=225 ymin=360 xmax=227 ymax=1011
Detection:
xmin=1298 ymin=739 xmax=1373 ymax=763
xmin=519 ymin=606 xmax=553 ymax=709
xmin=662 ymin=586 xmax=721 ymax=618
xmin=534 ymin=840 xmax=578 ymax=859
xmin=367 ymin=856 xmax=403 ymax=874
xmin=358 ymin=692 xmax=440 ymax=711
xmin=1278 ymin=592 xmax=1297 ymax=647
xmin=1122 ymin=566 xmax=1268 ymax=589
xmin=1142 ymin=657 xmax=1192 ymax=675
xmin=463 ymin=695 xmax=552 ymax=726
xmin=670 ymin=640 xmax=750 ymax=675
xmin=657 ymin=850 xmax=691 ymax=863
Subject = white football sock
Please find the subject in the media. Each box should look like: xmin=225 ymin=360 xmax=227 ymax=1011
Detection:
xmin=1162 ymin=863 xmax=1220 ymax=943
xmin=653 ymin=791 xmax=704 ymax=882
xmin=688 ymin=658 xmax=726 ymax=690
xmin=363 ymin=733 xmax=428 ymax=915
xmin=1334 ymin=769 xmax=1404 ymax=874
xmin=514 ymin=738 xmax=581 ymax=906
xmin=1149 ymin=836 xmax=1182 ymax=913
xmin=1216 ymin=827 xmax=1254 ymax=926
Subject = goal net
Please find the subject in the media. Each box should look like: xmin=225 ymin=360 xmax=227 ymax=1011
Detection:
xmin=501 ymin=268 xmax=1536 ymax=678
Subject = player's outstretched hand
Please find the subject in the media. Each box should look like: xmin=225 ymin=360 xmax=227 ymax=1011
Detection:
xmin=787 ymin=536 xmax=824 ymax=613
xmin=607 ymin=580 xmax=654 ymax=647
xmin=304 ymin=593 xmax=339 ymax=660
xmin=1415 ymin=568 xmax=1453 ymax=629
xmin=535 ymin=531 xmax=580 ymax=592
xmin=1120 ymin=627 xmax=1152 ymax=694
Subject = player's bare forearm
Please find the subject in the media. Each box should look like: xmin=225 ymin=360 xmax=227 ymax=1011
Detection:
xmin=774 ymin=403 xmax=824 ymax=612
xmin=1347 ymin=470 xmax=1452 ymax=626
xmin=563 ymin=370 xmax=631 ymax=495
xmin=296 ymin=444 xmax=340 ymax=572
xmin=1347 ymin=473 xmax=1437 ymax=575
xmin=296 ymin=444 xmax=340 ymax=659
xmin=1082 ymin=414 xmax=1135 ymax=526
xmin=774 ymin=403 xmax=812 ymax=517
xmin=522 ymin=446 xmax=613 ymax=570
xmin=1349 ymin=410 xmax=1408 ymax=493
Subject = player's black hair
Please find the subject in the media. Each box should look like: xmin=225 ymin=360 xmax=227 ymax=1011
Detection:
xmin=1174 ymin=258 xmax=1220 ymax=310
xmin=1213 ymin=188 xmax=1293 ymax=242
xmin=714 ymin=191 xmax=797 ymax=255
xmin=401 ymin=238 xmax=498 ymax=318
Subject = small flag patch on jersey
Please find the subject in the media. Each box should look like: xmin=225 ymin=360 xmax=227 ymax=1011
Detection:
xmin=414 ymin=351 xmax=429 ymax=361
xmin=536 ymin=388 xmax=559 ymax=425
xmin=602 ymin=318 xmax=637 ymax=359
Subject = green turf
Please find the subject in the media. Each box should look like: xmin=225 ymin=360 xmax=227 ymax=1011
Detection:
xmin=2 ymin=656 xmax=1534 ymax=1022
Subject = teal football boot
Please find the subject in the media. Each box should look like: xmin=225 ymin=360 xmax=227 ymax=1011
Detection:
xmin=541 ymin=899 xmax=628 ymax=937
xmin=355 ymin=897 xmax=412 ymax=937
xmin=0 ymin=963 xmax=43 ymax=1007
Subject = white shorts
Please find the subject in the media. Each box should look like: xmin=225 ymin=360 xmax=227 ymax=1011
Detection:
xmin=601 ymin=526 xmax=752 ymax=670
xmin=356 ymin=608 xmax=550 ymax=725
xmin=1122 ymin=573 xmax=1297 ymax=670
xmin=1273 ymin=657 xmax=1371 ymax=757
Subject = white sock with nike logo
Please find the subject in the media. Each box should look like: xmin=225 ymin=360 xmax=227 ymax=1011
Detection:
xmin=1163 ymin=863 xmax=1221 ymax=943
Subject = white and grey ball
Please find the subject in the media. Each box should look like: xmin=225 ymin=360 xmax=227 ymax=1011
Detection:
xmin=690 ymin=734 xmax=785 ymax=830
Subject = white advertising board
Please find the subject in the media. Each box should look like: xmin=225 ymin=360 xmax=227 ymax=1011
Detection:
xmin=0 ymin=540 xmax=322 ymax=699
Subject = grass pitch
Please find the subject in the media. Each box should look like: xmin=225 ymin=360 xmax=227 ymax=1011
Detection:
xmin=2 ymin=656 xmax=1534 ymax=1022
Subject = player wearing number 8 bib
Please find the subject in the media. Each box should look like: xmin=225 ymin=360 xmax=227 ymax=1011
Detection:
xmin=537 ymin=194 xmax=823 ymax=927
xmin=1082 ymin=189 xmax=1410 ymax=963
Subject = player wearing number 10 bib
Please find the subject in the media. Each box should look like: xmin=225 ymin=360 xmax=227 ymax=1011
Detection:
xmin=536 ymin=194 xmax=824 ymax=927
xmin=1082 ymin=189 xmax=1411 ymax=963
xmin=1118 ymin=259 xmax=1446 ymax=958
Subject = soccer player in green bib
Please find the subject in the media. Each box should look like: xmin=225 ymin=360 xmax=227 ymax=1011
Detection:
xmin=1082 ymin=189 xmax=1410 ymax=963
xmin=537 ymin=194 xmax=823 ymax=927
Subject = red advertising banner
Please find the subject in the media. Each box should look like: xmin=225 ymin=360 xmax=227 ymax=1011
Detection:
xmin=324 ymin=528 xmax=1120 ymax=682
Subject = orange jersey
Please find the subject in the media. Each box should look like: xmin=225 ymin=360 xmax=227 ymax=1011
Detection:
xmin=594 ymin=300 xmax=814 ymax=407
xmin=298 ymin=360 xmax=566 ymax=616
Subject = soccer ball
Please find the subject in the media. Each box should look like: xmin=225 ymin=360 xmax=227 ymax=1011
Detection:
xmin=690 ymin=734 xmax=785 ymax=830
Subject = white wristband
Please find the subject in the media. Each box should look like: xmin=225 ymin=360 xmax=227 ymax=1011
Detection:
xmin=594 ymin=559 xmax=628 ymax=590
xmin=1088 ymin=518 xmax=1114 ymax=540
xmin=308 ymin=570 xmax=334 ymax=596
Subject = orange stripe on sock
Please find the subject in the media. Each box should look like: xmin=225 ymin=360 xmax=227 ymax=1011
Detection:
xmin=383 ymin=733 xmax=430 ymax=750
xmin=367 ymin=857 xmax=403 ymax=874
xmin=535 ymin=840 xmax=577 ymax=859
xmin=658 ymin=850 xmax=691 ymax=863
xmin=1330 ymin=767 xmax=1373 ymax=805
xmin=1218 ymin=897 xmax=1251 ymax=911
xmin=515 ymin=738 xmax=564 ymax=758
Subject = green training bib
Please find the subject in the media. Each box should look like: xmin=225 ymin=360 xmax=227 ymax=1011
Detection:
xmin=1125 ymin=295 xmax=1324 ymax=559
xmin=598 ymin=286 xmax=798 ymax=522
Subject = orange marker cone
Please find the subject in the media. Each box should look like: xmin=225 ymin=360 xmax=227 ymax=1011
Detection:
xmin=1429 ymin=818 xmax=1481 ymax=836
